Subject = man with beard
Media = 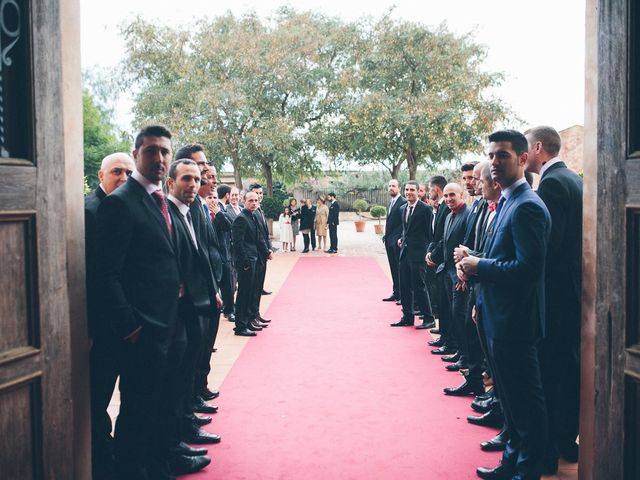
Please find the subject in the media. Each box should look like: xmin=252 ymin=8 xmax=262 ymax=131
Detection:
xmin=382 ymin=179 xmax=407 ymax=302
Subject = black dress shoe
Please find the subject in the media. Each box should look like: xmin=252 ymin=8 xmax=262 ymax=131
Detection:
xmin=394 ymin=300 xmax=402 ymax=305
xmin=430 ymin=327 xmax=440 ymax=334
xmin=444 ymin=380 xmax=485 ymax=397
xmin=390 ymin=319 xmax=413 ymax=327
xmin=302 ymin=249 xmax=310 ymax=253
xmin=480 ymin=427 xmax=508 ymax=452
xmin=476 ymin=464 xmax=512 ymax=480
xmin=427 ymin=338 xmax=445 ymax=347
xmin=431 ymin=345 xmax=456 ymax=355
xmin=256 ymin=315 xmax=271 ymax=323
xmin=467 ymin=408 xmax=504 ymax=428
xmin=415 ymin=320 xmax=436 ymax=330
xmin=224 ymin=313 xmax=236 ymax=322
xmin=200 ymin=388 xmax=220 ymax=401
xmin=471 ymin=397 xmax=494 ymax=414
xmin=441 ymin=352 xmax=460 ymax=362
xmin=173 ymin=441 xmax=208 ymax=457
xmin=248 ymin=322 xmax=263 ymax=331
xmin=382 ymin=295 xmax=397 ymax=302
xmin=445 ymin=360 xmax=467 ymax=371
xmin=235 ymin=328 xmax=256 ymax=337
xmin=474 ymin=389 xmax=494 ymax=402
xmin=261 ymin=289 xmax=272 ymax=295
xmin=169 ymin=454 xmax=211 ymax=475
xmin=185 ymin=428 xmax=222 ymax=444
xmin=193 ymin=397 xmax=218 ymax=414
xmin=190 ymin=414 xmax=212 ymax=426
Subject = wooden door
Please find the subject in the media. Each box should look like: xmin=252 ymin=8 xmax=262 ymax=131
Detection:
xmin=582 ymin=1 xmax=640 ymax=479
xmin=0 ymin=0 xmax=89 ymax=478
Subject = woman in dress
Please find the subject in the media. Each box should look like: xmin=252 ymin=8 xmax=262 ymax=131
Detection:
xmin=299 ymin=199 xmax=316 ymax=253
xmin=279 ymin=206 xmax=294 ymax=252
xmin=289 ymin=198 xmax=300 ymax=251
xmin=315 ymin=196 xmax=329 ymax=251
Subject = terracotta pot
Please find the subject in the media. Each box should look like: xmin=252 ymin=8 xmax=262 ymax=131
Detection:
xmin=354 ymin=220 xmax=366 ymax=232
xmin=373 ymin=224 xmax=384 ymax=234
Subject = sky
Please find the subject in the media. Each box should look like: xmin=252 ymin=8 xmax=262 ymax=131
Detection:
xmin=81 ymin=0 xmax=586 ymax=135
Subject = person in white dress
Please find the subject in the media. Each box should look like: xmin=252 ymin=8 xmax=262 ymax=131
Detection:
xmin=279 ymin=206 xmax=294 ymax=252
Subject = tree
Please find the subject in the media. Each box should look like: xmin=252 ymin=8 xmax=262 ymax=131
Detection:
xmin=325 ymin=15 xmax=510 ymax=179
xmin=83 ymin=89 xmax=130 ymax=190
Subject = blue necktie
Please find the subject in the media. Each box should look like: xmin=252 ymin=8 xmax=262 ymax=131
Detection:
xmin=202 ymin=202 xmax=210 ymax=221
xmin=494 ymin=197 xmax=506 ymax=222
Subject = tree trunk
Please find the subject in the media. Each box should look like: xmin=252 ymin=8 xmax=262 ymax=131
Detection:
xmin=262 ymin=159 xmax=274 ymax=196
xmin=405 ymin=146 xmax=417 ymax=180
xmin=391 ymin=160 xmax=402 ymax=179
xmin=231 ymin=151 xmax=242 ymax=189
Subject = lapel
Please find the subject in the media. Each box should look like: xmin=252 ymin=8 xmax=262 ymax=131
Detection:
xmin=135 ymin=180 xmax=176 ymax=252
xmin=485 ymin=182 xmax=529 ymax=254
xmin=405 ymin=201 xmax=418 ymax=230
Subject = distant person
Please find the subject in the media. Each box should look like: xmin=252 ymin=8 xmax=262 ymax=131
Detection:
xmin=326 ymin=192 xmax=340 ymax=253
xmin=289 ymin=197 xmax=301 ymax=251
xmin=315 ymin=197 xmax=329 ymax=251
xmin=382 ymin=179 xmax=407 ymax=302
xmin=85 ymin=152 xmax=134 ymax=480
xmin=300 ymin=198 xmax=316 ymax=253
xmin=226 ymin=186 xmax=242 ymax=221
xmin=279 ymin=206 xmax=294 ymax=252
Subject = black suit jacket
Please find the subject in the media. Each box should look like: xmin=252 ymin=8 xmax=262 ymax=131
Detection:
xmin=537 ymin=161 xmax=583 ymax=339
xmin=300 ymin=204 xmax=315 ymax=230
xmin=254 ymin=207 xmax=272 ymax=257
xmin=431 ymin=204 xmax=470 ymax=273
xmin=383 ymin=195 xmax=407 ymax=247
xmin=85 ymin=186 xmax=107 ymax=337
xmin=213 ymin=201 xmax=232 ymax=263
xmin=328 ymin=200 xmax=340 ymax=226
xmin=191 ymin=197 xmax=224 ymax=284
xmin=232 ymin=209 xmax=262 ymax=269
xmin=428 ymin=199 xmax=448 ymax=254
xmin=95 ymin=176 xmax=181 ymax=338
xmin=399 ymin=200 xmax=434 ymax=262
xmin=168 ymin=201 xmax=217 ymax=313
xmin=462 ymin=198 xmax=487 ymax=248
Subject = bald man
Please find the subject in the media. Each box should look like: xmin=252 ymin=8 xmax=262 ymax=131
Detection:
xmin=84 ymin=152 xmax=134 ymax=479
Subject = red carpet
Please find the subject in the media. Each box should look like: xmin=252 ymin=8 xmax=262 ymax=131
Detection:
xmin=183 ymin=256 xmax=500 ymax=479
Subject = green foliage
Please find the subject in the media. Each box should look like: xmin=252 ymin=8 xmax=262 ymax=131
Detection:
xmin=283 ymin=197 xmax=293 ymax=208
xmin=353 ymin=199 xmax=370 ymax=216
xmin=261 ymin=196 xmax=284 ymax=221
xmin=83 ymin=90 xmax=131 ymax=190
xmin=369 ymin=205 xmax=386 ymax=222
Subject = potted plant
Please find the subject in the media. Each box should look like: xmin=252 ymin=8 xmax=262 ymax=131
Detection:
xmin=369 ymin=205 xmax=386 ymax=234
xmin=352 ymin=199 xmax=369 ymax=232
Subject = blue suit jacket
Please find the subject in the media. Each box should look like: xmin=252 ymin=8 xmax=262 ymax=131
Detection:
xmin=475 ymin=182 xmax=551 ymax=342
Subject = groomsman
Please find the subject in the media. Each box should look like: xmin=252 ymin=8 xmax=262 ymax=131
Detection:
xmin=326 ymin=192 xmax=340 ymax=253
xmin=458 ymin=129 xmax=551 ymax=480
xmin=391 ymin=181 xmax=435 ymax=328
xmin=525 ymin=125 xmax=583 ymax=474
xmin=85 ymin=152 xmax=134 ymax=480
xmin=249 ymin=183 xmax=273 ymax=328
xmin=96 ymin=125 xmax=180 ymax=479
xmin=382 ymin=179 xmax=407 ymax=302
xmin=217 ymin=184 xmax=236 ymax=322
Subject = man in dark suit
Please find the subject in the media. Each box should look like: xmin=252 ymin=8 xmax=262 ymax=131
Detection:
xmin=249 ymin=183 xmax=273 ymax=328
xmin=426 ymin=175 xmax=449 ymax=341
xmin=525 ymin=126 xmax=583 ymax=474
xmin=390 ymin=181 xmax=435 ymax=327
xmin=216 ymin=184 xmax=236 ymax=322
xmin=231 ymin=191 xmax=264 ymax=336
xmin=427 ymin=184 xmax=474 ymax=380
xmin=85 ymin=152 xmax=134 ymax=480
xmin=326 ymin=192 xmax=340 ymax=253
xmin=382 ymin=179 xmax=407 ymax=302
xmin=226 ymin=187 xmax=242 ymax=222
xmin=96 ymin=125 xmax=180 ymax=479
xmin=165 ymin=159 xmax=215 ymax=475
xmin=458 ymin=129 xmax=551 ymax=480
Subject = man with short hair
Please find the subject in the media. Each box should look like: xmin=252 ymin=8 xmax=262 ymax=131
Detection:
xmin=85 ymin=152 xmax=134 ymax=480
xmin=216 ymin=184 xmax=236 ymax=322
xmin=391 ymin=181 xmax=435 ymax=328
xmin=458 ymin=129 xmax=551 ymax=480
xmin=424 ymin=175 xmax=448 ymax=332
xmin=326 ymin=192 xmax=340 ymax=253
xmin=382 ymin=179 xmax=407 ymax=302
xmin=249 ymin=183 xmax=273 ymax=328
xmin=96 ymin=125 xmax=180 ymax=479
xmin=525 ymin=125 xmax=583 ymax=474
xmin=226 ymin=186 xmax=242 ymax=222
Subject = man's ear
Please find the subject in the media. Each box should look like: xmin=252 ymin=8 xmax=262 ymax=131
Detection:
xmin=519 ymin=151 xmax=528 ymax=167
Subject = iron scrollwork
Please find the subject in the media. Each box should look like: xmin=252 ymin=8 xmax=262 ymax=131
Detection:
xmin=0 ymin=0 xmax=21 ymax=157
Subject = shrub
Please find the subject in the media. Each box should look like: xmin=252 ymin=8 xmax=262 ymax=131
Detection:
xmin=369 ymin=205 xmax=386 ymax=223
xmin=261 ymin=196 xmax=284 ymax=221
xmin=352 ymin=199 xmax=370 ymax=218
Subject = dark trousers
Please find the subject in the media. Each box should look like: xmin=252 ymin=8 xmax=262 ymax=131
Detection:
xmin=329 ymin=224 xmax=338 ymax=251
xmin=178 ymin=309 xmax=208 ymax=433
xmin=443 ymin=268 xmax=468 ymax=350
xmin=462 ymin=287 xmax=484 ymax=384
xmin=114 ymin=324 xmax=176 ymax=479
xmin=235 ymin=259 xmax=257 ymax=331
xmin=399 ymin=256 xmax=434 ymax=323
xmin=219 ymin=261 xmax=235 ymax=316
xmin=250 ymin=258 xmax=267 ymax=319
xmin=303 ymin=232 xmax=311 ymax=251
xmin=539 ymin=311 xmax=580 ymax=463
xmin=384 ymin=240 xmax=401 ymax=298
xmin=435 ymin=271 xmax=452 ymax=341
xmin=425 ymin=266 xmax=438 ymax=317
xmin=310 ymin=227 xmax=316 ymax=249
xmin=164 ymin=313 xmax=188 ymax=450
xmin=487 ymin=336 xmax=547 ymax=479
xmin=89 ymin=333 xmax=122 ymax=478
xmin=196 ymin=306 xmax=220 ymax=394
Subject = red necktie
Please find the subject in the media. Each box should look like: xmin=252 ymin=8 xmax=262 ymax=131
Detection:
xmin=488 ymin=201 xmax=497 ymax=212
xmin=151 ymin=190 xmax=173 ymax=237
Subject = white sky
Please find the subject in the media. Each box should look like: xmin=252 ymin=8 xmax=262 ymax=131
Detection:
xmin=81 ymin=0 xmax=586 ymax=134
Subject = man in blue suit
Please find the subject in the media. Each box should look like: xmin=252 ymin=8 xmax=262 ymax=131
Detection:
xmin=458 ymin=130 xmax=551 ymax=480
